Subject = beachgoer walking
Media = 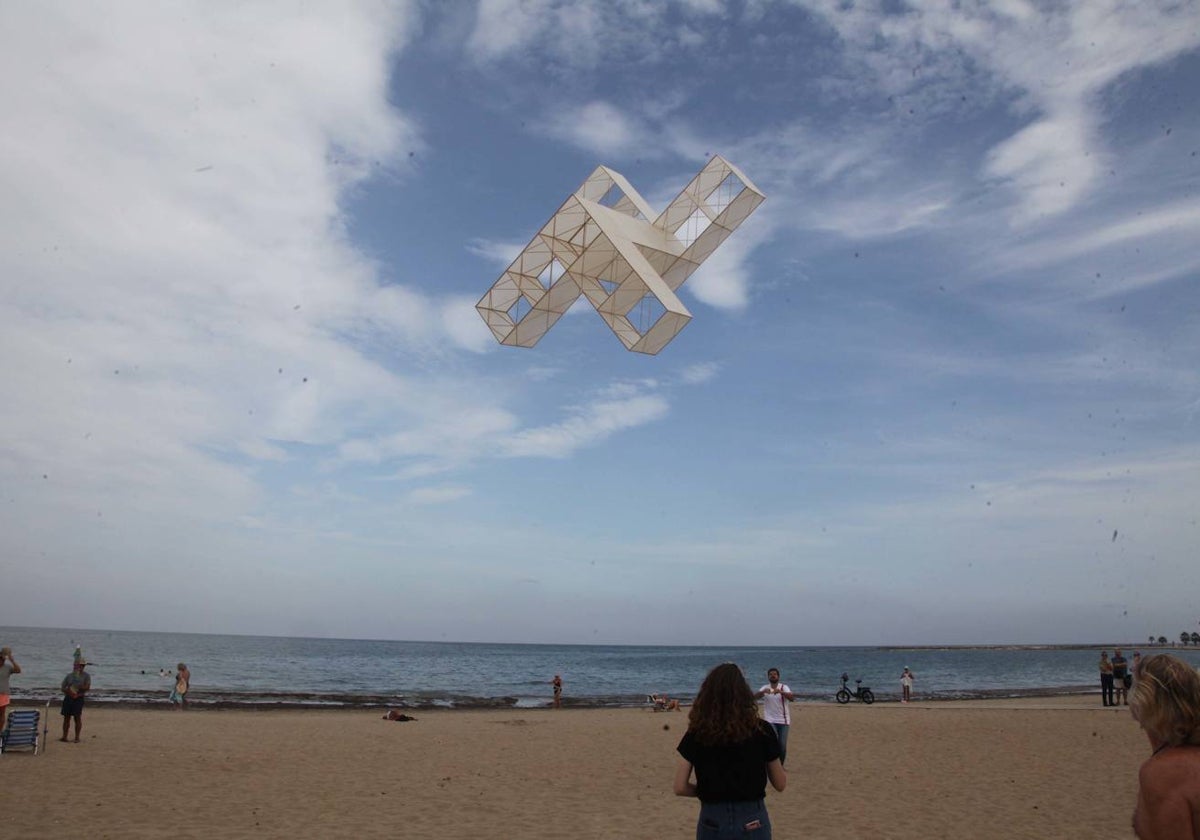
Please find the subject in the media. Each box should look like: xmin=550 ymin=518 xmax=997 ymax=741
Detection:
xmin=551 ymin=674 xmax=562 ymax=709
xmin=675 ymin=663 xmax=787 ymax=838
xmin=1112 ymin=649 xmax=1130 ymax=706
xmin=1099 ymin=651 xmax=1115 ymax=707
xmin=755 ymin=668 xmax=794 ymax=764
xmin=170 ymin=663 xmax=190 ymax=710
xmin=0 ymin=646 xmax=21 ymax=731
xmin=900 ymin=667 xmax=915 ymax=703
xmin=1129 ymin=653 xmax=1200 ymax=838
xmin=60 ymin=660 xmax=91 ymax=743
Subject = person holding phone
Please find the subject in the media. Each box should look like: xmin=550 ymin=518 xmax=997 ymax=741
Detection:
xmin=755 ymin=668 xmax=794 ymax=764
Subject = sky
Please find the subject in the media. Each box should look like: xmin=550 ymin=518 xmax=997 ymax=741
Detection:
xmin=2 ymin=0 xmax=1199 ymax=646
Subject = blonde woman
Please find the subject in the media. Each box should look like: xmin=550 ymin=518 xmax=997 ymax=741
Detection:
xmin=1129 ymin=654 xmax=1200 ymax=838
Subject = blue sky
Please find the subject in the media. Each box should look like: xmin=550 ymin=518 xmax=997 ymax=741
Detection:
xmin=3 ymin=1 xmax=1199 ymax=645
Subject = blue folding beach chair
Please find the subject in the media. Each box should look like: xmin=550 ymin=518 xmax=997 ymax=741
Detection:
xmin=1 ymin=708 xmax=42 ymax=755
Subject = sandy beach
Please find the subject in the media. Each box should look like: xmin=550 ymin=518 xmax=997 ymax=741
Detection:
xmin=1 ymin=696 xmax=1145 ymax=839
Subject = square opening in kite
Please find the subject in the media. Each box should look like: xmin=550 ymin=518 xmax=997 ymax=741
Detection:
xmin=630 ymin=293 xmax=667 ymax=335
xmin=507 ymin=295 xmax=533 ymax=323
xmin=704 ymin=172 xmax=746 ymax=215
xmin=537 ymin=259 xmax=566 ymax=290
xmin=674 ymin=208 xmax=712 ymax=247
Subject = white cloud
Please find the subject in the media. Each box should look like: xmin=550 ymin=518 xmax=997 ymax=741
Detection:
xmin=546 ymin=100 xmax=644 ymax=158
xmin=404 ymin=485 xmax=473 ymax=505
xmin=789 ymin=0 xmax=1200 ymax=223
xmin=467 ymin=237 xmax=525 ymax=266
xmin=680 ymin=362 xmax=720 ymax=385
xmin=467 ymin=0 xmax=712 ymax=69
xmin=467 ymin=0 xmax=554 ymax=60
xmin=334 ymin=380 xmax=673 ymax=468
xmin=502 ymin=394 xmax=669 ymax=458
xmin=441 ymin=295 xmax=496 ymax=353
xmin=995 ymin=198 xmax=1200 ymax=274
xmin=678 ymin=0 xmax=725 ymax=13
xmin=983 ymin=111 xmax=1100 ymax=224
xmin=0 ymin=3 xmax=528 ymax=531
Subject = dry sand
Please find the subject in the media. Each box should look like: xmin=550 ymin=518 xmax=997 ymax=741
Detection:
xmin=1 ymin=696 xmax=1145 ymax=839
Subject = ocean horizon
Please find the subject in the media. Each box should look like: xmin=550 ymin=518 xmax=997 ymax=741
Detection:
xmin=4 ymin=625 xmax=1197 ymax=710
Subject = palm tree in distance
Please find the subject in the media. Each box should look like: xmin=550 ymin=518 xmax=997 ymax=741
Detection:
xmin=1192 ymin=632 xmax=1200 ymax=645
xmin=1182 ymin=632 xmax=1191 ymax=646
xmin=1149 ymin=635 xmax=1156 ymax=645
xmin=1158 ymin=636 xmax=1169 ymax=645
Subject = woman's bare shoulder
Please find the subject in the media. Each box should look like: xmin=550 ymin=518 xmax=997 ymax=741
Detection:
xmin=1140 ymin=746 xmax=1200 ymax=791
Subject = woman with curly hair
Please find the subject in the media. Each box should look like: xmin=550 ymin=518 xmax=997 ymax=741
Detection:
xmin=673 ymin=663 xmax=787 ymax=838
xmin=1129 ymin=653 xmax=1200 ymax=839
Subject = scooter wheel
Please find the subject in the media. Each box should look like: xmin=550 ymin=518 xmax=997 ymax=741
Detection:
xmin=861 ymin=689 xmax=875 ymax=705
xmin=835 ymin=689 xmax=851 ymax=704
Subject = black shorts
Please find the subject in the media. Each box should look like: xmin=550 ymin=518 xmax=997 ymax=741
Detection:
xmin=61 ymin=695 xmax=85 ymax=717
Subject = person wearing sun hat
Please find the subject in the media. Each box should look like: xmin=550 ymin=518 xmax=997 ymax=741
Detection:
xmin=60 ymin=659 xmax=91 ymax=743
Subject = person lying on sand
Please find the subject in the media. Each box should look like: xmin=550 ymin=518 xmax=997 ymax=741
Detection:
xmin=650 ymin=693 xmax=681 ymax=711
xmin=383 ymin=710 xmax=417 ymax=722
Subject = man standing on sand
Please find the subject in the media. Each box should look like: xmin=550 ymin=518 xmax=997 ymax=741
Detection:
xmin=755 ymin=668 xmax=794 ymax=764
xmin=60 ymin=660 xmax=91 ymax=742
xmin=551 ymin=674 xmax=562 ymax=709
xmin=1112 ymin=649 xmax=1129 ymax=706
xmin=0 ymin=646 xmax=21 ymax=731
xmin=1099 ymin=651 xmax=1115 ymax=707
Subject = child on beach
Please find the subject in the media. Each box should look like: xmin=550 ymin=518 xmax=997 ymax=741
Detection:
xmin=674 ymin=663 xmax=787 ymax=838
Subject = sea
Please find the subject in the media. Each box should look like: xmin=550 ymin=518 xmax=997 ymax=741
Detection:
xmin=4 ymin=626 xmax=1198 ymax=710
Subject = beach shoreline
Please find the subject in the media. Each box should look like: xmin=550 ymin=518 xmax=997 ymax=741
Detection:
xmin=5 ymin=682 xmax=1103 ymax=712
xmin=3 ymin=696 xmax=1145 ymax=839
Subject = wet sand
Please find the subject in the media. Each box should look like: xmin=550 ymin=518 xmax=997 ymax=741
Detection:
xmin=1 ymin=695 xmax=1145 ymax=839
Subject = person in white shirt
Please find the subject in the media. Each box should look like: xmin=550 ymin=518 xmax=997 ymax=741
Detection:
xmin=755 ymin=668 xmax=794 ymax=764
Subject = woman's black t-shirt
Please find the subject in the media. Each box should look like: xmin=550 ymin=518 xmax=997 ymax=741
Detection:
xmin=677 ymin=719 xmax=781 ymax=802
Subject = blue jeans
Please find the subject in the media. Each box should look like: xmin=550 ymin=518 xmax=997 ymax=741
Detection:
xmin=768 ymin=722 xmax=789 ymax=764
xmin=697 ymin=800 xmax=772 ymax=839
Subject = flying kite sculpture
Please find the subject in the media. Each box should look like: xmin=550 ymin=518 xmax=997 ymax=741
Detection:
xmin=476 ymin=155 xmax=765 ymax=355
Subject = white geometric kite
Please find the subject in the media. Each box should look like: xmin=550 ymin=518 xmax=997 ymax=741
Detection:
xmin=476 ymin=155 xmax=765 ymax=355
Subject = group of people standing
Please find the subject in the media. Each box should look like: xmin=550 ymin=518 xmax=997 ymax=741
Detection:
xmin=1099 ymin=648 xmax=1139 ymax=706
xmin=0 ymin=645 xmax=192 ymax=749
xmin=672 ymin=656 xmax=1200 ymax=838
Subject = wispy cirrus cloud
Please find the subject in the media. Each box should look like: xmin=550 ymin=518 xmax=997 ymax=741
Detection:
xmin=467 ymin=238 xmax=524 ymax=266
xmin=404 ymin=485 xmax=473 ymax=505
xmin=787 ymin=0 xmax=1200 ymax=224
xmin=502 ymin=393 xmax=669 ymax=458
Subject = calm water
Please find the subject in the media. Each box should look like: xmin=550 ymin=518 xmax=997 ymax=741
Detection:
xmin=4 ymin=626 xmax=1198 ymax=709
